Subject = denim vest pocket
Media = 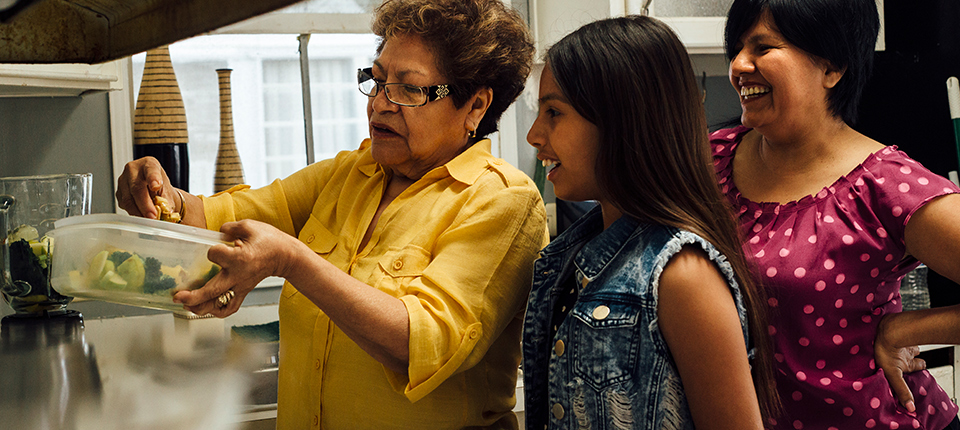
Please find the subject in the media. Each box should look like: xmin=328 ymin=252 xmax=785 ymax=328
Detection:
xmin=571 ymin=296 xmax=642 ymax=389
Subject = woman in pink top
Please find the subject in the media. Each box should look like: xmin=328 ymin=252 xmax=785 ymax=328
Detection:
xmin=715 ymin=0 xmax=960 ymax=429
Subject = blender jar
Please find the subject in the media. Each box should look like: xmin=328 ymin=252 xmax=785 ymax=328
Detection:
xmin=0 ymin=173 xmax=92 ymax=316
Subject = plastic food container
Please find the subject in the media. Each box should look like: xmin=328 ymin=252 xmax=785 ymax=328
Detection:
xmin=46 ymin=214 xmax=231 ymax=312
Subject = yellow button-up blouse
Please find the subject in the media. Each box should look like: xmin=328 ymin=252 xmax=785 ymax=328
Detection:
xmin=202 ymin=139 xmax=548 ymax=429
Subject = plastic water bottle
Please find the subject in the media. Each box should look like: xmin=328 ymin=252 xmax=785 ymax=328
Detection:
xmin=900 ymin=264 xmax=931 ymax=311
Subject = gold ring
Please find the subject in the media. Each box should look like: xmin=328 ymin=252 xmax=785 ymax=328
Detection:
xmin=216 ymin=290 xmax=235 ymax=308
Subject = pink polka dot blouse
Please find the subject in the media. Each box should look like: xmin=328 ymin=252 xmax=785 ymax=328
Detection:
xmin=712 ymin=126 xmax=960 ymax=430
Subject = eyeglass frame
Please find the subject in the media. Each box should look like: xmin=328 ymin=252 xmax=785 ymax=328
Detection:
xmin=357 ymin=67 xmax=454 ymax=107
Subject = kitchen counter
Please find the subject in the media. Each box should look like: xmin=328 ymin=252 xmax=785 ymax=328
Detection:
xmin=0 ymin=304 xmax=280 ymax=430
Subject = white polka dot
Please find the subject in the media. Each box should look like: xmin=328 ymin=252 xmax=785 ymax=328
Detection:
xmin=839 ymin=318 xmax=848 ymax=328
xmin=835 ymin=299 xmax=844 ymax=308
xmin=853 ymin=381 xmax=863 ymax=391
xmin=796 ymin=371 xmax=807 ymax=381
xmin=768 ymin=297 xmax=778 ymax=307
xmin=726 ymin=133 xmax=736 ymax=139
xmin=842 ymin=235 xmax=855 ymax=245
xmin=850 ymin=285 xmax=860 ymax=294
xmin=836 ymin=274 xmax=846 ymax=284
xmin=799 ymin=337 xmax=810 ymax=346
xmin=877 ymin=177 xmax=886 ymax=184
xmin=856 ymin=177 xmax=865 ymax=186
xmin=870 ymin=397 xmax=880 ymax=408
xmin=753 ymin=223 xmax=763 ymax=233
xmin=780 ymin=248 xmax=790 ymax=257
xmin=892 ymin=206 xmax=904 ymax=217
xmin=768 ymin=325 xmax=777 ymax=335
xmin=899 ymin=183 xmax=910 ymax=193
xmin=793 ymin=420 xmax=804 ymax=430
xmin=750 ymin=235 xmax=761 ymax=244
xmin=851 ymin=345 xmax=860 ymax=354
xmin=775 ymin=353 xmax=784 ymax=362
xmin=843 ymin=407 xmax=853 ymax=416
xmin=792 ymin=391 xmax=803 ymax=401
xmin=817 ymin=189 xmax=829 ymax=199
xmin=754 ymin=210 xmax=762 ymax=219
xmin=755 ymin=249 xmax=765 ymax=258
xmin=860 ymin=254 xmax=870 ymax=262
xmin=870 ymin=359 xmax=876 ymax=369
xmin=816 ymin=360 xmax=826 ymax=369
xmin=719 ymin=176 xmax=728 ymax=184
xmin=871 ymin=268 xmax=880 ymax=278
xmin=816 ymin=317 xmax=825 ymax=327
xmin=866 ymin=293 xmax=875 ymax=302
xmin=877 ymin=228 xmax=888 ymax=238
xmin=913 ymin=419 xmax=921 ymax=428
xmin=820 ymin=377 xmax=832 ymax=385
xmin=946 ymin=187 xmax=955 ymax=193
xmin=891 ymin=422 xmax=900 ymax=429
xmin=803 ymin=305 xmax=815 ymax=314
xmin=918 ymin=177 xmax=929 ymax=185
xmin=942 ymin=401 xmax=949 ymax=411
xmin=808 ymin=235 xmax=818 ymax=244
xmin=900 ymin=165 xmax=913 ymax=174
xmin=768 ymin=230 xmax=776 ymax=239
xmin=825 ymin=398 xmax=836 ymax=405
xmin=824 ymin=215 xmax=835 ymax=223
xmin=919 ymin=386 xmax=928 ymax=396
xmin=815 ymin=280 xmax=827 ymax=291
xmin=833 ymin=370 xmax=843 ymax=378
xmin=833 ymin=335 xmax=843 ymax=345
xmin=928 ymin=404 xmax=936 ymax=415
xmin=795 ymin=268 xmax=806 ymax=278
xmin=885 ymin=254 xmax=894 ymax=262
xmin=854 ymin=221 xmax=863 ymax=231
xmin=823 ymin=259 xmax=835 ymax=270
xmin=866 ymin=419 xmax=876 ymax=428
xmin=766 ymin=267 xmax=778 ymax=277
xmin=784 ymin=228 xmax=793 ymax=236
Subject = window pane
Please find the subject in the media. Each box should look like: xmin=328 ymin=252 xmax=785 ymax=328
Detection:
xmin=276 ymin=0 xmax=379 ymax=13
xmin=132 ymin=33 xmax=378 ymax=194
xmin=653 ymin=0 xmax=732 ymax=17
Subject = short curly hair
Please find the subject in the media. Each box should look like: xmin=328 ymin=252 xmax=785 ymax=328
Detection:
xmin=372 ymin=0 xmax=534 ymax=139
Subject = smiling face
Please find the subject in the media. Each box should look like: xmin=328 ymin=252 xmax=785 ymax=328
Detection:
xmin=366 ymin=34 xmax=477 ymax=181
xmin=526 ymin=66 xmax=602 ymax=203
xmin=728 ymin=10 xmax=842 ymax=134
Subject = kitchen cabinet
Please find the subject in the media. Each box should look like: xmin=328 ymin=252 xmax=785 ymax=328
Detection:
xmin=0 ymin=60 xmax=124 ymax=97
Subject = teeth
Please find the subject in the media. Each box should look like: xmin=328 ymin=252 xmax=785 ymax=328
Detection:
xmin=541 ymin=159 xmax=559 ymax=169
xmin=741 ymin=86 xmax=771 ymax=97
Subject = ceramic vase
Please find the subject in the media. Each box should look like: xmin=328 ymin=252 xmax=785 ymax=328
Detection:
xmin=214 ymin=68 xmax=245 ymax=193
xmin=133 ymin=45 xmax=190 ymax=191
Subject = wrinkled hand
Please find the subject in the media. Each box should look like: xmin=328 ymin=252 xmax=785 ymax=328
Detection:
xmin=115 ymin=156 xmax=175 ymax=220
xmin=876 ymin=314 xmax=926 ymax=413
xmin=173 ymin=219 xmax=305 ymax=317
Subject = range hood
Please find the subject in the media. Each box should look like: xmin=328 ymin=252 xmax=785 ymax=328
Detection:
xmin=0 ymin=0 xmax=304 ymax=63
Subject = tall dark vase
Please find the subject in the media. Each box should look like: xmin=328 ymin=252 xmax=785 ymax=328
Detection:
xmin=133 ymin=46 xmax=190 ymax=191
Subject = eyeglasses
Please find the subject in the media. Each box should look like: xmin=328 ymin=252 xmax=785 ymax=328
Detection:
xmin=357 ymin=67 xmax=452 ymax=107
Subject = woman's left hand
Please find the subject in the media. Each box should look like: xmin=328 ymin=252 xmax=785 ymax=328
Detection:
xmin=875 ymin=312 xmax=926 ymax=413
xmin=173 ymin=219 xmax=305 ymax=317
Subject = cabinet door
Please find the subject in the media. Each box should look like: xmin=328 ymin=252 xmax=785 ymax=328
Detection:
xmin=0 ymin=61 xmax=124 ymax=97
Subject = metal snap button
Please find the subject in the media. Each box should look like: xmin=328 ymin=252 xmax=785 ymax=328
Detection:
xmin=592 ymin=305 xmax=610 ymax=320
xmin=552 ymin=403 xmax=565 ymax=419
xmin=393 ymin=260 xmax=403 ymax=270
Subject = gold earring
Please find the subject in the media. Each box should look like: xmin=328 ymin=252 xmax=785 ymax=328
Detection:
xmin=468 ymin=129 xmax=476 ymax=138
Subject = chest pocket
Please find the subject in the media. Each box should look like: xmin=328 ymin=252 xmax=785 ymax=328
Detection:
xmin=570 ymin=296 xmax=643 ymax=389
xmin=282 ymin=215 xmax=339 ymax=299
xmin=376 ymin=244 xmax=432 ymax=296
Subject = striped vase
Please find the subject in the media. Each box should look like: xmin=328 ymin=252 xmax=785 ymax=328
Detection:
xmin=214 ymin=68 xmax=245 ymax=193
xmin=133 ymin=45 xmax=190 ymax=191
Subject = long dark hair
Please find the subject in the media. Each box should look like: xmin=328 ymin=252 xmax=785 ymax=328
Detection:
xmin=547 ymin=15 xmax=780 ymax=419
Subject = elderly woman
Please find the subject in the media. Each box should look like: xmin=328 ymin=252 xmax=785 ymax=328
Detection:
xmin=115 ymin=0 xmax=545 ymax=428
xmin=714 ymin=0 xmax=960 ymax=428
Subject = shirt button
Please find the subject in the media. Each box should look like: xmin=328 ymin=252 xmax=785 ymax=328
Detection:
xmin=307 ymin=234 xmax=315 ymax=243
xmin=469 ymin=330 xmax=479 ymax=339
xmin=314 ymin=359 xmax=321 ymax=369
xmin=552 ymin=403 xmax=565 ymax=419
xmin=554 ymin=339 xmax=565 ymax=356
xmin=592 ymin=305 xmax=610 ymax=320
xmin=393 ymin=260 xmax=403 ymax=270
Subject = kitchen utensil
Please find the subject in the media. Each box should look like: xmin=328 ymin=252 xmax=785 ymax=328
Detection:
xmin=1 ymin=173 xmax=92 ymax=316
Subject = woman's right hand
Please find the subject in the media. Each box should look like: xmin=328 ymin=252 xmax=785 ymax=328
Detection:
xmin=115 ymin=156 xmax=176 ymax=220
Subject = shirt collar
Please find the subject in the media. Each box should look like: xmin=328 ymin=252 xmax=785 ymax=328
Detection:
xmin=357 ymin=138 xmax=495 ymax=186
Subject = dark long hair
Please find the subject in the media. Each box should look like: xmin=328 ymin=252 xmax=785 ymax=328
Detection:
xmin=547 ymin=15 xmax=780 ymax=419
xmin=724 ymin=0 xmax=879 ymax=125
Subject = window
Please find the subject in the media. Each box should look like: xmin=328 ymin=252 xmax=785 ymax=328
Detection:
xmin=131 ymin=34 xmax=378 ymax=194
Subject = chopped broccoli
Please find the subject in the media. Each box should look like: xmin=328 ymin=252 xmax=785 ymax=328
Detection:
xmin=143 ymin=275 xmax=176 ymax=295
xmin=107 ymin=251 xmax=133 ymax=267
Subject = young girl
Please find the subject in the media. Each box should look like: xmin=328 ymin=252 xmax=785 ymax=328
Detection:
xmin=522 ymin=16 xmax=778 ymax=429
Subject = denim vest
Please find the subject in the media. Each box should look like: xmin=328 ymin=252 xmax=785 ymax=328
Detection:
xmin=522 ymin=207 xmax=750 ymax=430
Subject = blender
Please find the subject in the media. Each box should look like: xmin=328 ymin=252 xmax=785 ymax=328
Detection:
xmin=0 ymin=173 xmax=92 ymax=318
